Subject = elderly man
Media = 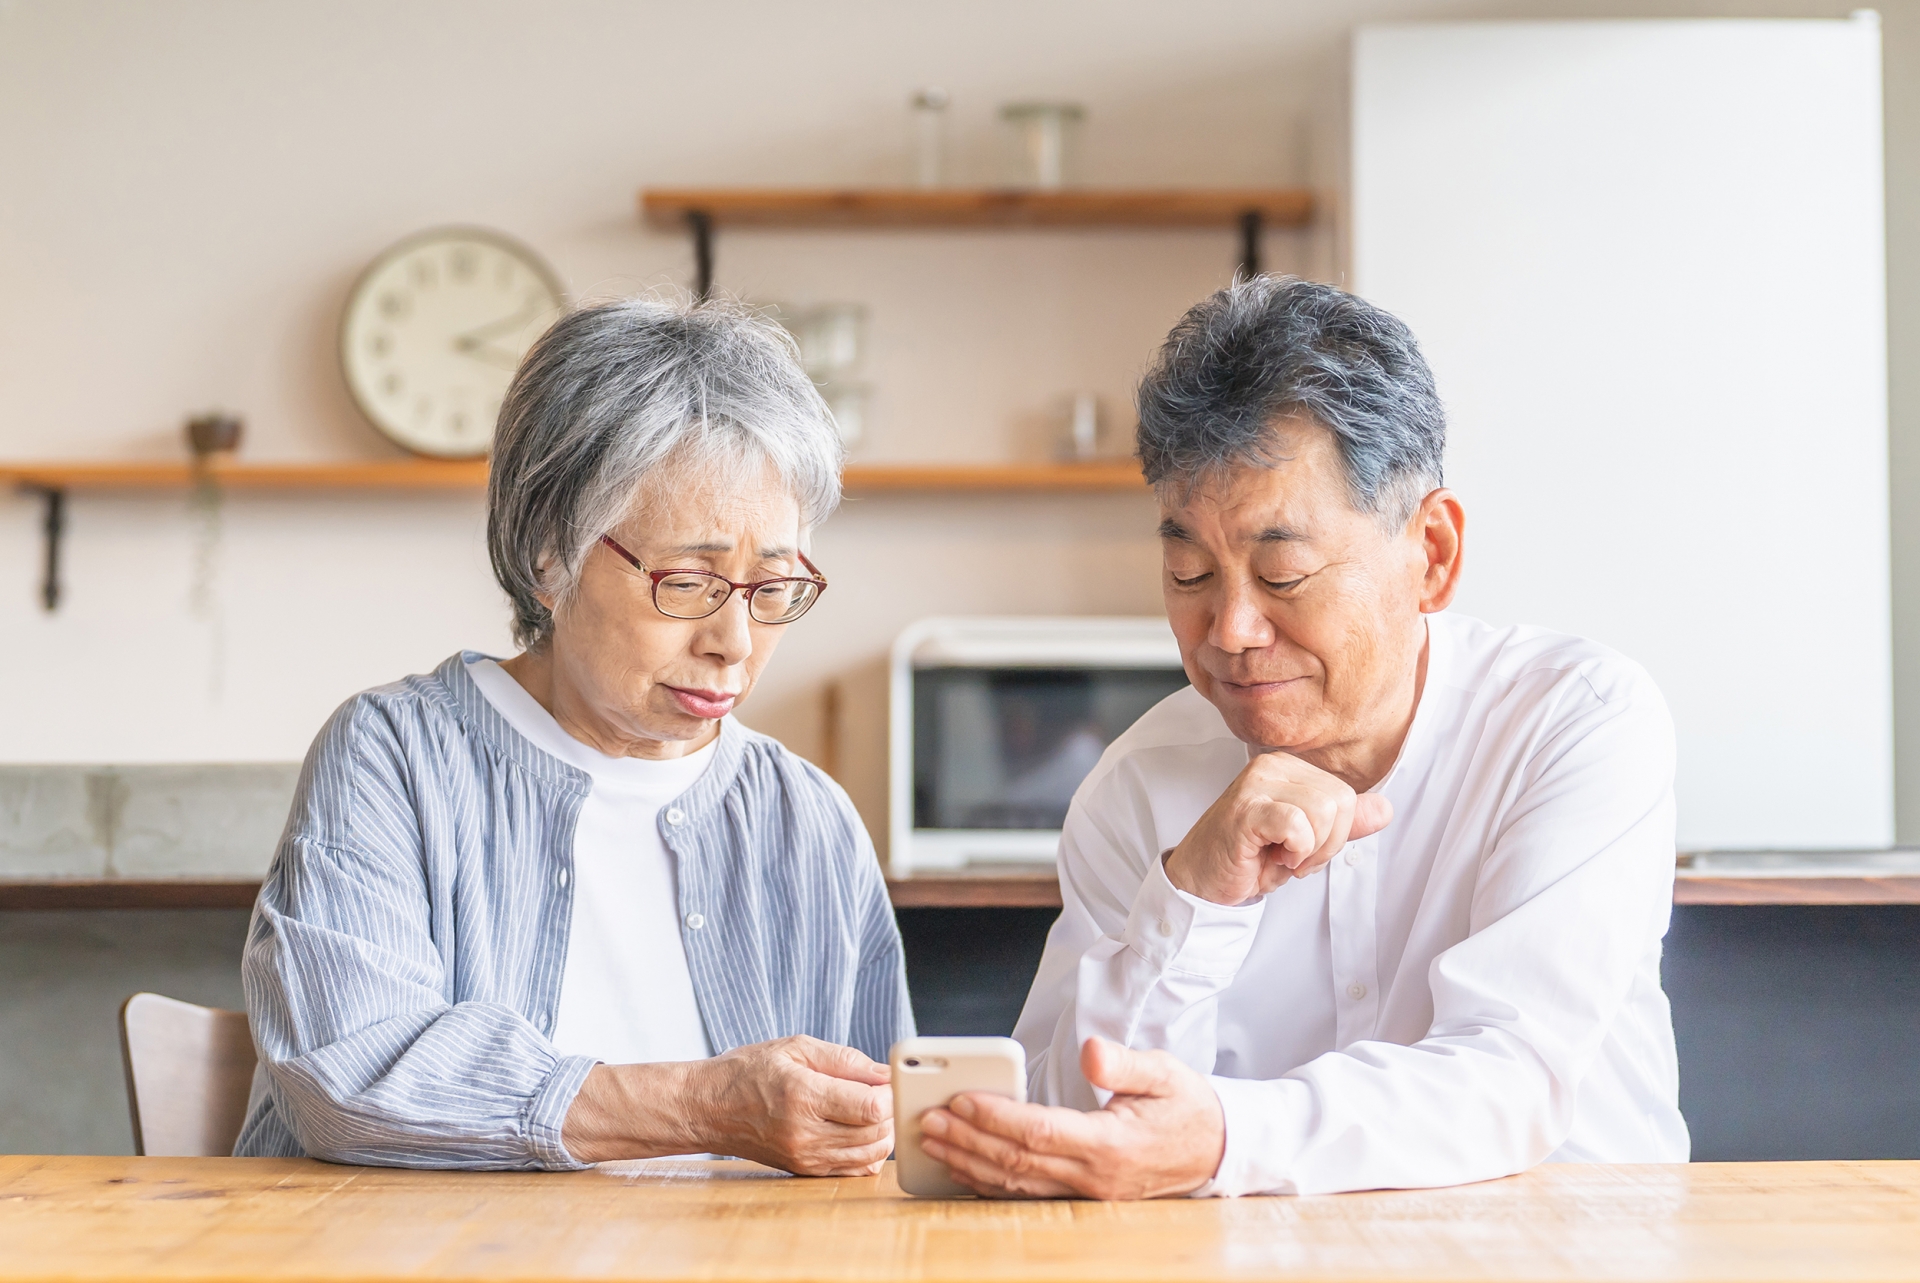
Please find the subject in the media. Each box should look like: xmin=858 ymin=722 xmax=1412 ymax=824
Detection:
xmin=918 ymin=277 xmax=1689 ymax=1198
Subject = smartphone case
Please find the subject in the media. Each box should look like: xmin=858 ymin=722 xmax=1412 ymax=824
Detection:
xmin=890 ymin=1036 xmax=1028 ymax=1197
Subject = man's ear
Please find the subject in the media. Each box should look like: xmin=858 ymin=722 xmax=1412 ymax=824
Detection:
xmin=1413 ymin=488 xmax=1465 ymax=614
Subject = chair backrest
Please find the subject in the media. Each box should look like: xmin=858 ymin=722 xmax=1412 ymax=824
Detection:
xmin=118 ymin=992 xmax=257 ymax=1157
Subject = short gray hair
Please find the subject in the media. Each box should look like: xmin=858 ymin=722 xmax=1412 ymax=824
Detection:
xmin=488 ymin=294 xmax=843 ymax=649
xmin=1135 ymin=276 xmax=1445 ymax=527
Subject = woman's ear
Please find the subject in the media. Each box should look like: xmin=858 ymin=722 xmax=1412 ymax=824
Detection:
xmin=1415 ymin=488 xmax=1465 ymax=614
xmin=531 ymin=557 xmax=559 ymax=615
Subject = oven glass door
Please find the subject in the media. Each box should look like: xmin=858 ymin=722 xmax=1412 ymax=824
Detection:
xmin=912 ymin=666 xmax=1190 ymax=832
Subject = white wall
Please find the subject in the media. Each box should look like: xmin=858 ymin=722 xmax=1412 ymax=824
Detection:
xmin=0 ymin=1 xmax=1323 ymax=794
xmin=1353 ymin=17 xmax=1892 ymax=849
xmin=3 ymin=0 xmax=1917 ymax=852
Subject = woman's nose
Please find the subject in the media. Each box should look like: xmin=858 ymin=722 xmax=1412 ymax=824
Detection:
xmin=697 ymin=590 xmax=756 ymax=663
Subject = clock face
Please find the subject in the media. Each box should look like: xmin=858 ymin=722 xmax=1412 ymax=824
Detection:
xmin=340 ymin=227 xmax=565 ymax=459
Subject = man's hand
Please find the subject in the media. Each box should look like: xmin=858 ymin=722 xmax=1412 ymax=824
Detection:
xmin=916 ymin=1037 xmax=1224 ymax=1199
xmin=1164 ymin=751 xmax=1393 ymax=905
xmin=563 ymin=1035 xmax=893 ymax=1175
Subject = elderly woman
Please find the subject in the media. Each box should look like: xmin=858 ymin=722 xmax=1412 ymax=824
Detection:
xmin=233 ymin=297 xmax=913 ymax=1173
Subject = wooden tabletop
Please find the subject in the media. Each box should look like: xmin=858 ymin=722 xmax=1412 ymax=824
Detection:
xmin=3 ymin=1157 xmax=1917 ymax=1282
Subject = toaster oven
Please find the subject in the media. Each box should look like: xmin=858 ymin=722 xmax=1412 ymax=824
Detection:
xmin=887 ymin=617 xmax=1189 ymax=877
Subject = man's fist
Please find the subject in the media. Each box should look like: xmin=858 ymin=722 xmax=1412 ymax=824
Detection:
xmin=1164 ymin=752 xmax=1393 ymax=905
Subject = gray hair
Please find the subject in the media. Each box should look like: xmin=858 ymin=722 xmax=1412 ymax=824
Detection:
xmin=1135 ymin=276 xmax=1445 ymax=528
xmin=488 ymin=294 xmax=844 ymax=649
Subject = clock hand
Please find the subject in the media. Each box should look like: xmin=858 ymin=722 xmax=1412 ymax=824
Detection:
xmin=460 ymin=342 xmax=526 ymax=371
xmin=451 ymin=298 xmax=544 ymax=352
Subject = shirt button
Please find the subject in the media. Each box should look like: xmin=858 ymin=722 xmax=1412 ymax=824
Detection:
xmin=665 ymin=807 xmax=686 ymax=826
xmin=557 ymin=869 xmax=569 ymax=887
xmin=537 ymin=1015 xmax=549 ymax=1032
xmin=685 ymin=912 xmax=706 ymax=930
xmin=1347 ymin=982 xmax=1368 ymax=1000
xmin=1156 ymin=919 xmax=1173 ymax=937
xmin=1343 ymin=849 xmax=1361 ymax=867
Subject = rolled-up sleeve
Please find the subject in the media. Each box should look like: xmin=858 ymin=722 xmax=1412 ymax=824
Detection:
xmin=238 ymin=703 xmax=596 ymax=1170
xmin=245 ymin=839 xmax=592 ymax=1169
xmin=238 ymin=664 xmax=910 ymax=1170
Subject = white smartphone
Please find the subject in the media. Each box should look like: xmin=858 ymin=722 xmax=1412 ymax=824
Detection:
xmin=890 ymin=1036 xmax=1028 ymax=1197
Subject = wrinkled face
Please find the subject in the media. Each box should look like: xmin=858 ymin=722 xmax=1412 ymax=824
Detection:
xmin=543 ymin=461 xmax=807 ymax=749
xmin=1159 ymin=422 xmax=1431 ymax=754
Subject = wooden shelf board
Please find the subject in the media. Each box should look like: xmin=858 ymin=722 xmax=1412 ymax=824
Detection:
xmin=0 ymin=459 xmax=489 ymax=491
xmin=2 ymin=459 xmax=1143 ymax=495
xmin=843 ymin=461 xmax=1144 ymax=492
xmin=641 ymin=187 xmax=1314 ymax=230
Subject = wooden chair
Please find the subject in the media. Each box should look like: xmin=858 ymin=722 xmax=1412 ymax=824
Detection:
xmin=118 ymin=992 xmax=257 ymax=1157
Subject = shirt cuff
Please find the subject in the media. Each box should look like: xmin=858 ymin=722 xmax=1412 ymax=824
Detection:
xmin=1121 ymin=850 xmax=1267 ymax=979
xmin=525 ymin=1052 xmax=599 ymax=1170
xmin=1189 ymin=1074 xmax=1312 ymax=1198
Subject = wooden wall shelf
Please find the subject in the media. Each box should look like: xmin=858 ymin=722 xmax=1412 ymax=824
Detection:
xmin=0 ymin=459 xmax=1142 ymax=495
xmin=0 ymin=459 xmax=489 ymax=491
xmin=846 ymin=461 xmax=1143 ymax=492
xmin=2 ymin=456 xmax=1143 ymax=610
xmin=640 ymin=186 xmax=1311 ymax=297
xmin=641 ymin=187 xmax=1314 ymax=230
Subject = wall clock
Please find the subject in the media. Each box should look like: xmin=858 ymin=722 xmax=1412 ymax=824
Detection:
xmin=340 ymin=226 xmax=566 ymax=459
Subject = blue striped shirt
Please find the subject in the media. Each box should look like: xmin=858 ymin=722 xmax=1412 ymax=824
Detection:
xmin=233 ymin=652 xmax=914 ymax=1169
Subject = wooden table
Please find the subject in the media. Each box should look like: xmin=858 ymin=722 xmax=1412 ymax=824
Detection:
xmin=3 ymin=1157 xmax=1917 ymax=1282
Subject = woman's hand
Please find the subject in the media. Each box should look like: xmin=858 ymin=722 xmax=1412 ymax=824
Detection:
xmin=687 ymin=1036 xmax=894 ymax=1175
xmin=561 ymin=1035 xmax=893 ymax=1175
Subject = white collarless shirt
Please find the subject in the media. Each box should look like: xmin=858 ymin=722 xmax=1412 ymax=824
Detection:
xmin=1012 ymin=612 xmax=1690 ymax=1197
xmin=467 ymin=658 xmax=714 ymax=1066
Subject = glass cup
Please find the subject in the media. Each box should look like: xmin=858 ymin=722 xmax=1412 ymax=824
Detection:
xmin=910 ymin=88 xmax=950 ymax=188
xmin=999 ymin=101 xmax=1085 ymax=189
xmin=797 ymin=303 xmax=867 ymax=382
xmin=821 ymin=383 xmax=870 ymax=448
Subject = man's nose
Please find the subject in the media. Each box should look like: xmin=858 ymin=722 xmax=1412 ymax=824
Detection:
xmin=1209 ymin=579 xmax=1277 ymax=654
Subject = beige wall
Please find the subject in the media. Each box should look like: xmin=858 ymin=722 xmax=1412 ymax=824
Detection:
xmin=1 ymin=0 xmax=1912 ymax=849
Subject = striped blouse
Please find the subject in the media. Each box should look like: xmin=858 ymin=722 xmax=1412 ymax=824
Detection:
xmin=233 ymin=652 xmax=914 ymax=1169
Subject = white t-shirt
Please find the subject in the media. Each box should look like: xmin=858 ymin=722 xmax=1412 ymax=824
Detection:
xmin=467 ymin=658 xmax=714 ymax=1066
xmin=1014 ymin=611 xmax=1690 ymax=1196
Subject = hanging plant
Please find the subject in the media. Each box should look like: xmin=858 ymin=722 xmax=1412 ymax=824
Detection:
xmin=185 ymin=413 xmax=242 ymax=699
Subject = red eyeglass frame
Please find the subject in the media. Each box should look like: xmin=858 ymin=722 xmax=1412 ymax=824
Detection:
xmin=597 ymin=534 xmax=829 ymax=623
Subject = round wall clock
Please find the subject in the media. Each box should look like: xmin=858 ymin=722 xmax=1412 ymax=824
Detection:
xmin=340 ymin=226 xmax=566 ymax=459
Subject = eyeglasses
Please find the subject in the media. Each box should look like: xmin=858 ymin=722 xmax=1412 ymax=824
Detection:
xmin=597 ymin=535 xmax=828 ymax=625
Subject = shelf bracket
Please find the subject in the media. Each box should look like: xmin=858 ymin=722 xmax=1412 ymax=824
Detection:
xmin=1238 ymin=209 xmax=1263 ymax=279
xmin=21 ymin=484 xmax=65 ymax=612
xmin=688 ymin=209 xmax=714 ymax=301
